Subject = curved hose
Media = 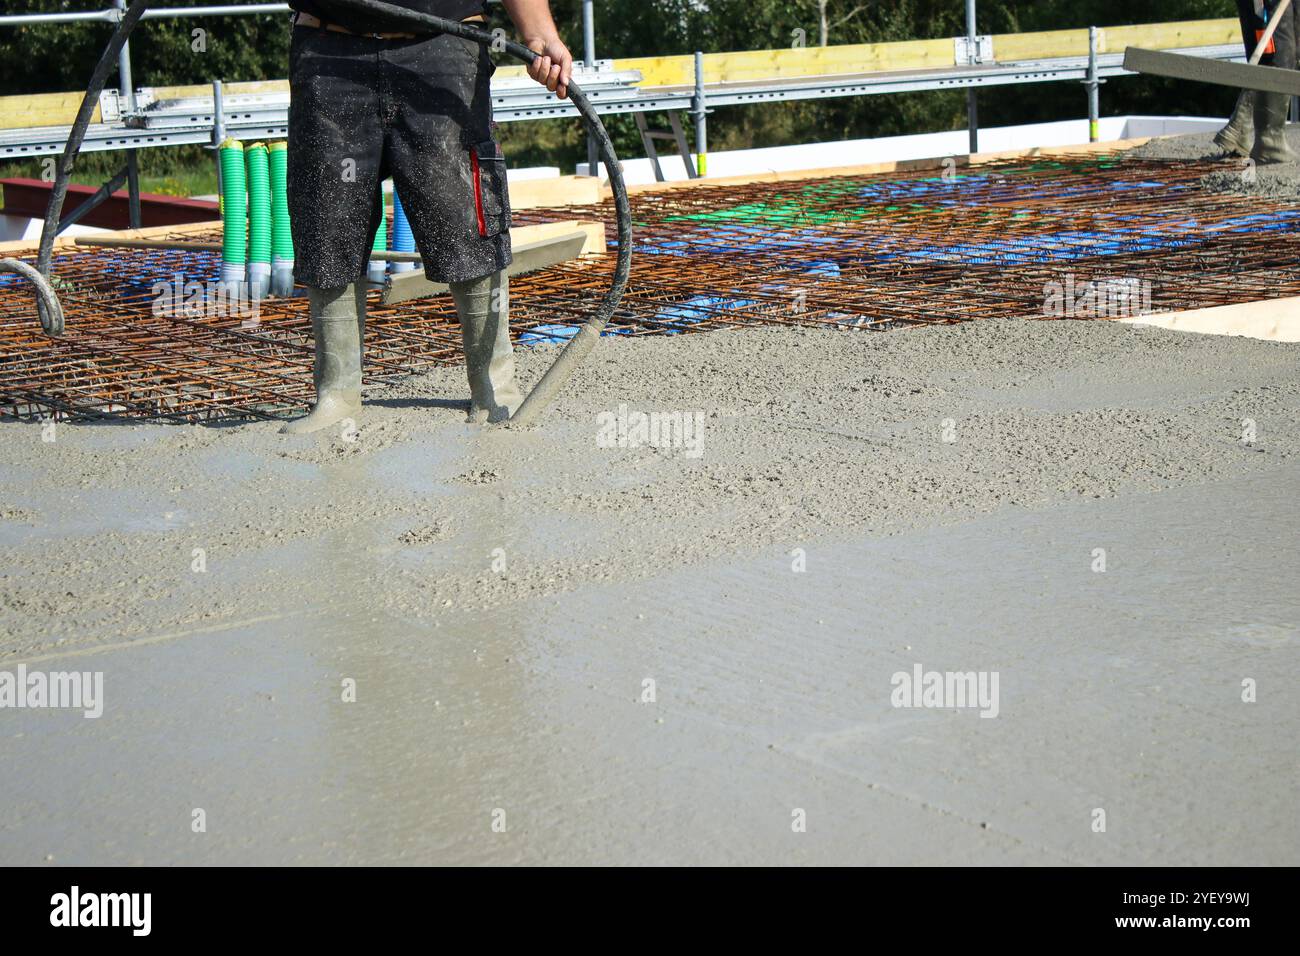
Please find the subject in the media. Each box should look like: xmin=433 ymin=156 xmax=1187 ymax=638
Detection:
xmin=1 ymin=257 xmax=65 ymax=336
xmin=36 ymin=0 xmax=632 ymax=426
xmin=34 ymin=0 xmax=150 ymax=335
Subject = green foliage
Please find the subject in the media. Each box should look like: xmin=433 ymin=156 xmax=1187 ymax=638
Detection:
xmin=0 ymin=1 xmax=1245 ymax=184
xmin=0 ymin=2 xmax=289 ymax=94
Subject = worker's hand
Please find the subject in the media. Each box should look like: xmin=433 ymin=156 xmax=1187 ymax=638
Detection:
xmin=525 ymin=34 xmax=573 ymax=99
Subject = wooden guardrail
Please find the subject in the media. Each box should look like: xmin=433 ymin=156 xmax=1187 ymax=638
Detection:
xmin=0 ymin=18 xmax=1242 ymax=130
xmin=612 ymin=18 xmax=1241 ymax=87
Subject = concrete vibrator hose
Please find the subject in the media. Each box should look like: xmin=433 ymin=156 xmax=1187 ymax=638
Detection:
xmin=29 ymin=0 xmax=633 ymax=429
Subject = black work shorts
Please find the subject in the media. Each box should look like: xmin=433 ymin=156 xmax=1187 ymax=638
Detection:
xmin=287 ymin=25 xmax=512 ymax=287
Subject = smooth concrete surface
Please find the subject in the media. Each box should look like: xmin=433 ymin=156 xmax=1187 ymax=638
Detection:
xmin=2 ymin=319 xmax=1297 ymax=865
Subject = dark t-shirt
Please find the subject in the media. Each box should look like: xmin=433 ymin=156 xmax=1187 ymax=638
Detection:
xmin=290 ymin=0 xmax=488 ymax=35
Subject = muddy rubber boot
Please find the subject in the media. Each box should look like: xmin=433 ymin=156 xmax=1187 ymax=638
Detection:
xmin=450 ymin=270 xmax=523 ymax=424
xmin=1214 ymin=90 xmax=1255 ymax=156
xmin=1251 ymin=91 xmax=1299 ymax=165
xmin=280 ymin=283 xmax=366 ymax=434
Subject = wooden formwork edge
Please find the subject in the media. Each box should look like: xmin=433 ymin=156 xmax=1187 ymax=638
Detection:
xmin=0 ymin=219 xmax=218 ymax=258
xmin=608 ymin=136 xmax=1157 ymax=198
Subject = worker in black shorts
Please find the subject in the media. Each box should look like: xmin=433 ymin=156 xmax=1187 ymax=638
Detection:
xmin=1216 ymin=0 xmax=1298 ymax=163
xmin=282 ymin=0 xmax=573 ymax=432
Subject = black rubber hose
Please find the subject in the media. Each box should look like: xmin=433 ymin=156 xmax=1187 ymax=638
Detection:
xmin=35 ymin=0 xmax=633 ymax=427
xmin=0 ymin=256 xmax=64 ymax=335
xmin=34 ymin=0 xmax=151 ymax=336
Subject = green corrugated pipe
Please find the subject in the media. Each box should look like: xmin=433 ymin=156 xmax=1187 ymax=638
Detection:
xmin=218 ymin=138 xmax=246 ymax=292
xmin=367 ymin=189 xmax=387 ymax=284
xmin=268 ymin=140 xmax=294 ymax=297
xmin=245 ymin=142 xmax=272 ymax=299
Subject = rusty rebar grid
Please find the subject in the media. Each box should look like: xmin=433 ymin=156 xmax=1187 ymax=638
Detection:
xmin=4 ymin=153 xmax=1300 ymax=423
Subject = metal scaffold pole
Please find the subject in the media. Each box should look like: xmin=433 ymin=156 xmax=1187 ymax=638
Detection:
xmin=583 ymin=0 xmax=598 ymax=176
xmin=693 ymin=51 xmax=708 ymax=177
xmin=113 ymin=0 xmax=142 ymax=228
xmin=1086 ymin=26 xmax=1103 ymax=142
xmin=966 ymin=0 xmax=979 ymax=154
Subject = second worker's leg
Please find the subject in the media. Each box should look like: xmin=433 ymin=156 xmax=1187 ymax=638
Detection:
xmin=1215 ymin=90 xmax=1255 ymax=156
xmin=1252 ymin=0 xmax=1299 ymax=164
xmin=450 ymin=270 xmax=523 ymax=424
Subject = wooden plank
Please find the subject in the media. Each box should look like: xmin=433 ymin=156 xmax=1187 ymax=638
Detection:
xmin=143 ymin=79 xmax=289 ymax=102
xmin=614 ymin=18 xmax=1244 ymax=89
xmin=75 ymin=237 xmax=223 ymax=252
xmin=0 ymin=91 xmax=101 ymax=131
xmin=1122 ymin=298 xmax=1300 ymax=343
xmin=383 ymin=228 xmax=596 ymax=304
xmin=1103 ymin=19 xmax=1241 ymax=55
xmin=991 ymin=20 xmax=1239 ymax=62
xmin=991 ymin=27 xmax=1094 ymax=62
xmin=1 ymin=218 xmax=604 ymax=259
xmin=0 ymin=218 xmax=221 ymax=257
xmin=510 ymin=175 xmax=604 ymax=209
xmin=610 ymin=137 xmax=1155 ymax=198
xmin=504 ymin=220 xmax=605 ymax=256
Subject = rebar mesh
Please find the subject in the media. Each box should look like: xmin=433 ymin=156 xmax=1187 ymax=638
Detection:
xmin=3 ymin=153 xmax=1297 ymax=423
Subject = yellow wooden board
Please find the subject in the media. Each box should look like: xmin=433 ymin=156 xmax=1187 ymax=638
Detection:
xmin=614 ymin=17 xmax=1242 ymax=89
xmin=0 ymin=18 xmax=1244 ymax=132
xmin=0 ymin=91 xmax=102 ymax=131
xmin=145 ymin=79 xmax=289 ymax=102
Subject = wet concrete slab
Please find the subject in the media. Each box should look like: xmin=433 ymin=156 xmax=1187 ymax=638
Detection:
xmin=2 ymin=463 xmax=1295 ymax=865
xmin=2 ymin=319 xmax=1298 ymax=864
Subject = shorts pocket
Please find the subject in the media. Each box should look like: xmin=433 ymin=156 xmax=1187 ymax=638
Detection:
xmin=469 ymin=140 xmax=511 ymax=239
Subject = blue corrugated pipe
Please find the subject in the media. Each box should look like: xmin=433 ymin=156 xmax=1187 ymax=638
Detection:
xmin=391 ymin=187 xmax=417 ymax=273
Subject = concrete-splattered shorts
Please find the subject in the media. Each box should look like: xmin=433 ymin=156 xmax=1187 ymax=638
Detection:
xmin=287 ymin=24 xmax=512 ymax=287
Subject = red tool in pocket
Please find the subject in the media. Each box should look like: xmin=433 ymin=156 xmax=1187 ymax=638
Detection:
xmin=469 ymin=140 xmax=510 ymax=239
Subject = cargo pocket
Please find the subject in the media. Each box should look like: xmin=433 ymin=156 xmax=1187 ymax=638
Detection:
xmin=469 ymin=140 xmax=511 ymax=239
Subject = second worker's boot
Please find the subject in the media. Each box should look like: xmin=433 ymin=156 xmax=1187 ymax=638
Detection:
xmin=280 ymin=283 xmax=366 ymax=434
xmin=1214 ymin=90 xmax=1255 ymax=156
xmin=450 ymin=270 xmax=524 ymax=424
xmin=1252 ymin=90 xmax=1299 ymax=165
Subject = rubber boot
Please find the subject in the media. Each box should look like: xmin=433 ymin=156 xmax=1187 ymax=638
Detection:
xmin=280 ymin=283 xmax=365 ymax=434
xmin=1251 ymin=91 xmax=1299 ymax=165
xmin=450 ymin=270 xmax=523 ymax=424
xmin=1214 ymin=90 xmax=1255 ymax=157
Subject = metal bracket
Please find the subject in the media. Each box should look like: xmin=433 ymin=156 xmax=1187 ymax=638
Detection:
xmin=98 ymin=90 xmax=122 ymax=123
xmin=955 ymin=35 xmax=994 ymax=66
